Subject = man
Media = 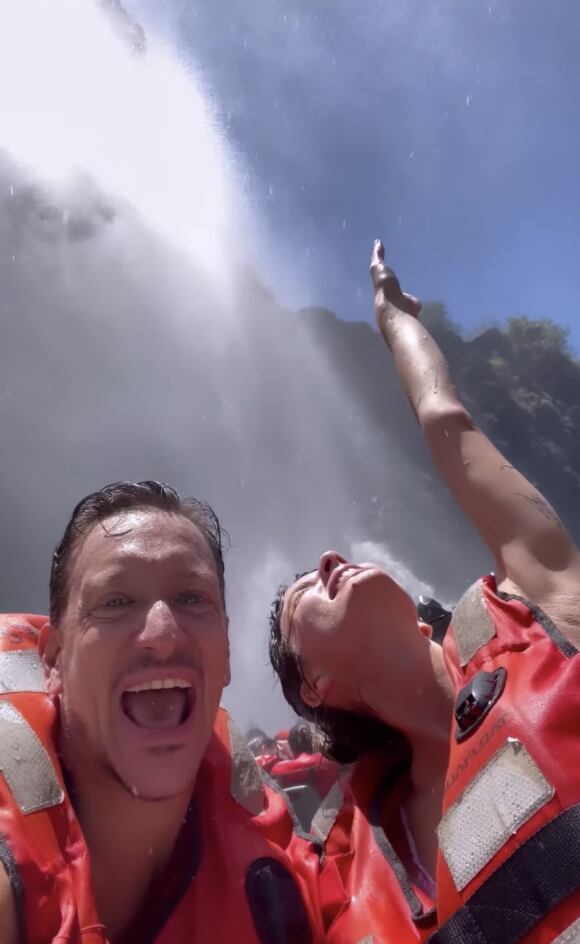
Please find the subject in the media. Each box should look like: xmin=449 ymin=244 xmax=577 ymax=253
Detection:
xmin=0 ymin=481 xmax=320 ymax=942
xmin=269 ymin=241 xmax=580 ymax=942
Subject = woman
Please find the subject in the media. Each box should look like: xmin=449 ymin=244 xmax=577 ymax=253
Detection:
xmin=270 ymin=241 xmax=580 ymax=944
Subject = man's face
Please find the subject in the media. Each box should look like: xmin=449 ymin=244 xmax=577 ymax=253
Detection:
xmin=42 ymin=509 xmax=229 ymax=801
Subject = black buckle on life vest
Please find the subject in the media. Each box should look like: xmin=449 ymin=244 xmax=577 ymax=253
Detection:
xmin=454 ymin=668 xmax=507 ymax=743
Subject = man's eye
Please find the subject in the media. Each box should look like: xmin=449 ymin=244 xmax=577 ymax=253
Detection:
xmin=177 ymin=591 xmax=205 ymax=605
xmin=103 ymin=596 xmax=131 ymax=608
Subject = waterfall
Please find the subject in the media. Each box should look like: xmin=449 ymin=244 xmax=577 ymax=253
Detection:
xmin=0 ymin=0 xmax=484 ymax=729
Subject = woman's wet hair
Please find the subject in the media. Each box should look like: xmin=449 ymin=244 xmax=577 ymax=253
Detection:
xmin=269 ymin=580 xmax=412 ymax=767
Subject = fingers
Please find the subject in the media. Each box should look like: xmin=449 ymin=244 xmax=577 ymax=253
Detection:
xmin=370 ymin=239 xmax=422 ymax=319
xmin=370 ymin=238 xmax=398 ymax=293
xmin=371 ymin=238 xmax=385 ymax=267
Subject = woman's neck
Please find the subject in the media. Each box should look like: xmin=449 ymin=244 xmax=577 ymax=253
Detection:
xmin=362 ymin=640 xmax=454 ymax=798
xmin=363 ymin=641 xmax=454 ymax=875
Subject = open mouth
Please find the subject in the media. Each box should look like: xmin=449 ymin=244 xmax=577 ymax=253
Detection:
xmin=329 ymin=565 xmax=360 ymax=599
xmin=121 ymin=678 xmax=195 ymax=729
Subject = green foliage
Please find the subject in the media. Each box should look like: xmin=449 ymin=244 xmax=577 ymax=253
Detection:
xmin=420 ymin=302 xmax=462 ymax=337
xmin=507 ymin=316 xmax=571 ymax=359
xmin=435 ymin=312 xmax=580 ymax=539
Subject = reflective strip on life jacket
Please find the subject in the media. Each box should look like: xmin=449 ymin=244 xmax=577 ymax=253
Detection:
xmin=437 ymin=738 xmax=554 ymax=892
xmin=311 ymin=780 xmax=343 ymax=844
xmin=449 ymin=581 xmax=495 ymax=667
xmin=0 ymin=649 xmax=45 ymax=693
xmin=227 ymin=712 xmax=265 ymax=815
xmin=429 ymin=804 xmax=580 ymax=944
xmin=0 ymin=701 xmax=63 ymax=813
xmin=553 ymin=917 xmax=580 ymax=944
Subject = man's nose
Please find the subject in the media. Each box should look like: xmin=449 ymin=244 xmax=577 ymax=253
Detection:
xmin=136 ymin=601 xmax=181 ymax=661
xmin=317 ymin=551 xmax=347 ymax=587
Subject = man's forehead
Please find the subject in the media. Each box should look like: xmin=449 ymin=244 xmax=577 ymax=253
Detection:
xmin=73 ymin=509 xmax=215 ymax=572
xmin=281 ymin=570 xmax=316 ymax=636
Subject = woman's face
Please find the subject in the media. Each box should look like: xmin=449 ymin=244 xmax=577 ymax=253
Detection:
xmin=280 ymin=551 xmax=424 ymax=709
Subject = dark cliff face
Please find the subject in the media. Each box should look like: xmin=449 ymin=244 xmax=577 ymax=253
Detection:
xmin=1 ymin=153 xmax=578 ymax=724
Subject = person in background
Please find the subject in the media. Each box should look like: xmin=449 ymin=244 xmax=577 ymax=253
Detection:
xmin=246 ymin=728 xmax=281 ymax=774
xmin=268 ymin=241 xmax=580 ymax=943
xmin=288 ymin=720 xmax=317 ymax=757
xmin=275 ymin=728 xmax=293 ymax=759
xmin=0 ymin=481 xmax=322 ymax=944
xmin=270 ymin=720 xmax=341 ymax=832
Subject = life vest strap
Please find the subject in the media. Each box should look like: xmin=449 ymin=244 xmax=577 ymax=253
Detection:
xmin=0 ymin=832 xmax=24 ymax=941
xmin=496 ymin=589 xmax=579 ymax=658
xmin=429 ymin=803 xmax=580 ymax=944
xmin=368 ymin=771 xmax=435 ymax=926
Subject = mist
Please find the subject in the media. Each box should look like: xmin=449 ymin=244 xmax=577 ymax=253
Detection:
xmin=0 ymin=0 xmax=493 ymax=732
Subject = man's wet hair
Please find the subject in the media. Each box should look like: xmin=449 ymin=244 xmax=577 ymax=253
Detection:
xmin=269 ymin=579 xmax=411 ymax=767
xmin=50 ymin=480 xmax=227 ymax=625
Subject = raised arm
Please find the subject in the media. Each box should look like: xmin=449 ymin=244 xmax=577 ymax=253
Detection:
xmin=370 ymin=240 xmax=580 ymax=635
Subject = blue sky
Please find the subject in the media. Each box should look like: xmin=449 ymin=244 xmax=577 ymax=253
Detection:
xmin=132 ymin=0 xmax=580 ymax=352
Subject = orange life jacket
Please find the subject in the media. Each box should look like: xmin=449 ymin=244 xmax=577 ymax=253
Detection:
xmin=292 ymin=751 xmax=437 ymax=944
xmin=0 ymin=614 xmax=324 ymax=944
xmin=255 ymin=752 xmax=280 ymax=774
xmin=431 ymin=576 xmax=580 ymax=944
xmin=270 ymin=754 xmax=339 ymax=798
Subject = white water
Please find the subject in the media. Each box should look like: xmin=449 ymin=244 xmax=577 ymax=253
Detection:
xmin=0 ymin=0 xmax=236 ymax=276
xmin=0 ymin=0 xmax=481 ymax=731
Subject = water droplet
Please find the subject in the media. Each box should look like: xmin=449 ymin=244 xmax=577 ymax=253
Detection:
xmin=341 ymin=219 xmax=347 ymax=229
xmin=466 ymin=94 xmax=472 ymax=107
xmin=409 ymin=149 xmax=415 ymax=159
